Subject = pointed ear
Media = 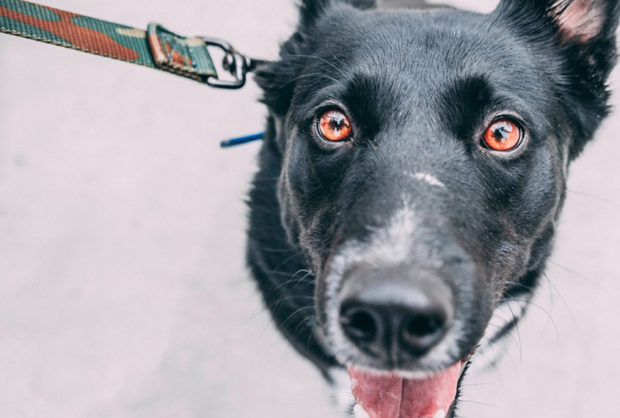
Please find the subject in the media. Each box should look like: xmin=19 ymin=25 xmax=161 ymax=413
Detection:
xmin=497 ymin=0 xmax=619 ymax=63
xmin=255 ymin=0 xmax=377 ymax=116
xmin=498 ymin=0 xmax=619 ymax=44
xmin=299 ymin=0 xmax=332 ymax=26
xmin=551 ymin=1 xmax=620 ymax=158
xmin=299 ymin=0 xmax=376 ymax=26
xmin=498 ymin=0 xmax=620 ymax=159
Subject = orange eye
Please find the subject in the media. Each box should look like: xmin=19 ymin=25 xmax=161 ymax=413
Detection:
xmin=482 ymin=119 xmax=523 ymax=151
xmin=318 ymin=110 xmax=353 ymax=142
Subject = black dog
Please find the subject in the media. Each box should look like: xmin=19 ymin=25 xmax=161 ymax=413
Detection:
xmin=246 ymin=0 xmax=619 ymax=416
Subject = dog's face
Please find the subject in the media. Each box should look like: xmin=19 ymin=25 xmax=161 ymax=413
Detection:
xmin=250 ymin=0 xmax=618 ymax=416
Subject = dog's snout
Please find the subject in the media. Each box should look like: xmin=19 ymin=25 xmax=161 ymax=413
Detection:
xmin=338 ymin=268 xmax=453 ymax=361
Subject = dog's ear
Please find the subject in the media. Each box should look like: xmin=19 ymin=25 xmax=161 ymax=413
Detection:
xmin=300 ymin=0 xmax=376 ymax=26
xmin=497 ymin=0 xmax=619 ymax=54
xmin=298 ymin=0 xmax=332 ymax=26
xmin=498 ymin=0 xmax=620 ymax=158
xmin=255 ymin=0 xmax=376 ymax=118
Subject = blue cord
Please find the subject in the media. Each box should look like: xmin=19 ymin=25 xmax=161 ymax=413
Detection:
xmin=220 ymin=132 xmax=264 ymax=148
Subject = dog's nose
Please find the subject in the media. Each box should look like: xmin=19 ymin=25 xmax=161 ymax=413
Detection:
xmin=338 ymin=270 xmax=453 ymax=360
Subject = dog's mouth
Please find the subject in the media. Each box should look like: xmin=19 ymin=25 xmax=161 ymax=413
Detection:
xmin=348 ymin=361 xmax=464 ymax=418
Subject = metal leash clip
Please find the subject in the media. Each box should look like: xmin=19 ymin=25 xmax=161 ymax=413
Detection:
xmin=201 ymin=37 xmax=266 ymax=89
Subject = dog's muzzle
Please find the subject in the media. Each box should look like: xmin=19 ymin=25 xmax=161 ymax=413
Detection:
xmin=320 ymin=233 xmax=481 ymax=418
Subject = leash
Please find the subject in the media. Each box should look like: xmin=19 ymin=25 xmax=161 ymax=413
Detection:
xmin=0 ymin=0 xmax=266 ymax=146
xmin=0 ymin=0 xmax=267 ymax=147
xmin=0 ymin=0 xmax=267 ymax=89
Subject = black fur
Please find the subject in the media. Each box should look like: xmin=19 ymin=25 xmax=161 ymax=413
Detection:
xmin=247 ymin=0 xmax=619 ymax=415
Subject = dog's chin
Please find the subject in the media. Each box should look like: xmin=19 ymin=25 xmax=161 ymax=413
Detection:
xmin=347 ymin=362 xmax=465 ymax=418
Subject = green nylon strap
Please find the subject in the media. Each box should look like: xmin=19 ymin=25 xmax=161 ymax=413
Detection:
xmin=0 ymin=0 xmax=217 ymax=83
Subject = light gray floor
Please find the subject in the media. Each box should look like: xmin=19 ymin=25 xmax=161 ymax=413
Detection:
xmin=0 ymin=0 xmax=618 ymax=417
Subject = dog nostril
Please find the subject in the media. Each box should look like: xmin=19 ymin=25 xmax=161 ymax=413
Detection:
xmin=405 ymin=313 xmax=444 ymax=337
xmin=340 ymin=307 xmax=379 ymax=343
xmin=401 ymin=311 xmax=446 ymax=354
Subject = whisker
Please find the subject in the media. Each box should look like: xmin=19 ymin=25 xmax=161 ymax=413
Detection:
xmin=542 ymin=272 xmax=576 ymax=336
xmin=566 ymin=188 xmax=614 ymax=205
xmin=279 ymin=306 xmax=317 ymax=329
xmin=547 ymin=258 xmax=599 ymax=287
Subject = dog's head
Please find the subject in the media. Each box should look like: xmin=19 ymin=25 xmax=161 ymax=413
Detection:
xmin=251 ymin=0 xmax=619 ymax=416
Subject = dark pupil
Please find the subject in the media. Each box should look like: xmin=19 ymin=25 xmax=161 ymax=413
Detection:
xmin=492 ymin=122 xmax=512 ymax=141
xmin=329 ymin=113 xmax=346 ymax=130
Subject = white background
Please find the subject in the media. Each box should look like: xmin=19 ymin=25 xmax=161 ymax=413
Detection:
xmin=0 ymin=0 xmax=619 ymax=417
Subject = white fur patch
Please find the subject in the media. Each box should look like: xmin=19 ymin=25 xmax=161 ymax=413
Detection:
xmin=412 ymin=172 xmax=446 ymax=188
xmin=354 ymin=404 xmax=371 ymax=418
xmin=474 ymin=297 xmax=529 ymax=369
xmin=366 ymin=205 xmax=418 ymax=265
xmin=329 ymin=370 xmax=356 ymax=414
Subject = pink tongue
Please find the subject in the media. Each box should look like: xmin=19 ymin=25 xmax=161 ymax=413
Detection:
xmin=349 ymin=363 xmax=462 ymax=418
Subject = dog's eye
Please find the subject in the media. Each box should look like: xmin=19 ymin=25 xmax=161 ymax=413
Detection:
xmin=317 ymin=110 xmax=353 ymax=142
xmin=481 ymin=119 xmax=523 ymax=151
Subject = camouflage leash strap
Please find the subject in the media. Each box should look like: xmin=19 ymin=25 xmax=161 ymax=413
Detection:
xmin=0 ymin=0 xmax=263 ymax=88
